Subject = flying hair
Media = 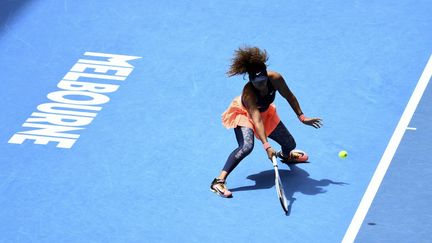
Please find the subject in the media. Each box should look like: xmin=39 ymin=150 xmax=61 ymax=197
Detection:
xmin=227 ymin=46 xmax=269 ymax=77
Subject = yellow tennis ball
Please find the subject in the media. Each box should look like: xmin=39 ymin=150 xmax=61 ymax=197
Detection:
xmin=339 ymin=150 xmax=348 ymax=158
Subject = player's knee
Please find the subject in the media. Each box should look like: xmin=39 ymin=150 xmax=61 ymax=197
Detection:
xmin=241 ymin=142 xmax=254 ymax=155
xmin=233 ymin=142 xmax=254 ymax=160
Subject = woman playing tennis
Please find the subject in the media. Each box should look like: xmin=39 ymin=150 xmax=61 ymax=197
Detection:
xmin=211 ymin=46 xmax=323 ymax=198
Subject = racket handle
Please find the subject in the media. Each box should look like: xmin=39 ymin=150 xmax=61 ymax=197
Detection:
xmin=271 ymin=155 xmax=278 ymax=167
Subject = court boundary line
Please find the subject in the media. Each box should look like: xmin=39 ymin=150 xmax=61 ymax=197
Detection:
xmin=342 ymin=54 xmax=432 ymax=243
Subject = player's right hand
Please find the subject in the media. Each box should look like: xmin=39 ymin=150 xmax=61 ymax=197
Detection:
xmin=266 ymin=147 xmax=276 ymax=160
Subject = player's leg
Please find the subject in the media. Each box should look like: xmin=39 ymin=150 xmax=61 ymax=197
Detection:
xmin=268 ymin=121 xmax=308 ymax=163
xmin=211 ymin=126 xmax=254 ymax=197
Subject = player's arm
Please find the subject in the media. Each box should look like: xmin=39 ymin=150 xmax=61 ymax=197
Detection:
xmin=242 ymin=84 xmax=276 ymax=159
xmin=268 ymin=71 xmax=323 ymax=129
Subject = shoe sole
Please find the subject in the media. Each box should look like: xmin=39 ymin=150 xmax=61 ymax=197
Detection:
xmin=281 ymin=160 xmax=310 ymax=164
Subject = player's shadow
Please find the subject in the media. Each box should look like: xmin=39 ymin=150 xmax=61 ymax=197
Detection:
xmin=230 ymin=163 xmax=347 ymax=215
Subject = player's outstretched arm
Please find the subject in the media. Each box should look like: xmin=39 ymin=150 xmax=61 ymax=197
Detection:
xmin=269 ymin=70 xmax=323 ymax=129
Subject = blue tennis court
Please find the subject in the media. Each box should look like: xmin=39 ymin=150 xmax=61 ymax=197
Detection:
xmin=1 ymin=1 xmax=431 ymax=242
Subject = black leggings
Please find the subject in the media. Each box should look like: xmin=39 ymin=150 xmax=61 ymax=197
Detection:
xmin=222 ymin=121 xmax=296 ymax=175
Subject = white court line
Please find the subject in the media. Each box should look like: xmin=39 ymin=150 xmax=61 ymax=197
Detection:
xmin=406 ymin=127 xmax=417 ymax=130
xmin=342 ymin=54 xmax=432 ymax=243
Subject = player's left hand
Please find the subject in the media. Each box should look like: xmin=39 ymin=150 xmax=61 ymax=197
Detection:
xmin=302 ymin=117 xmax=323 ymax=129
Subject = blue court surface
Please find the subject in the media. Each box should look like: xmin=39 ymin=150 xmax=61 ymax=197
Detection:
xmin=1 ymin=1 xmax=431 ymax=242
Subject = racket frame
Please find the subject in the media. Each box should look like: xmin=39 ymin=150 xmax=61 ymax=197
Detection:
xmin=272 ymin=155 xmax=289 ymax=214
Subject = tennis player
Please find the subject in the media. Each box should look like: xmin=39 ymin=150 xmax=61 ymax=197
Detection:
xmin=211 ymin=46 xmax=322 ymax=198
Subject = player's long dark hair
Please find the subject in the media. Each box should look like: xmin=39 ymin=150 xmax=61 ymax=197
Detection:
xmin=227 ymin=46 xmax=269 ymax=77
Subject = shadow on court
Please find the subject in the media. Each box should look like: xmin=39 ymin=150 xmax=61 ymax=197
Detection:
xmin=0 ymin=0 xmax=33 ymax=35
xmin=230 ymin=164 xmax=347 ymax=215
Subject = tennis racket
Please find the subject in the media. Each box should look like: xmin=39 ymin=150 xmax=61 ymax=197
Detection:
xmin=271 ymin=155 xmax=289 ymax=214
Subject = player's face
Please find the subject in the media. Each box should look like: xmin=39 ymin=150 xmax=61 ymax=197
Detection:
xmin=248 ymin=64 xmax=268 ymax=90
xmin=252 ymin=79 xmax=268 ymax=90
